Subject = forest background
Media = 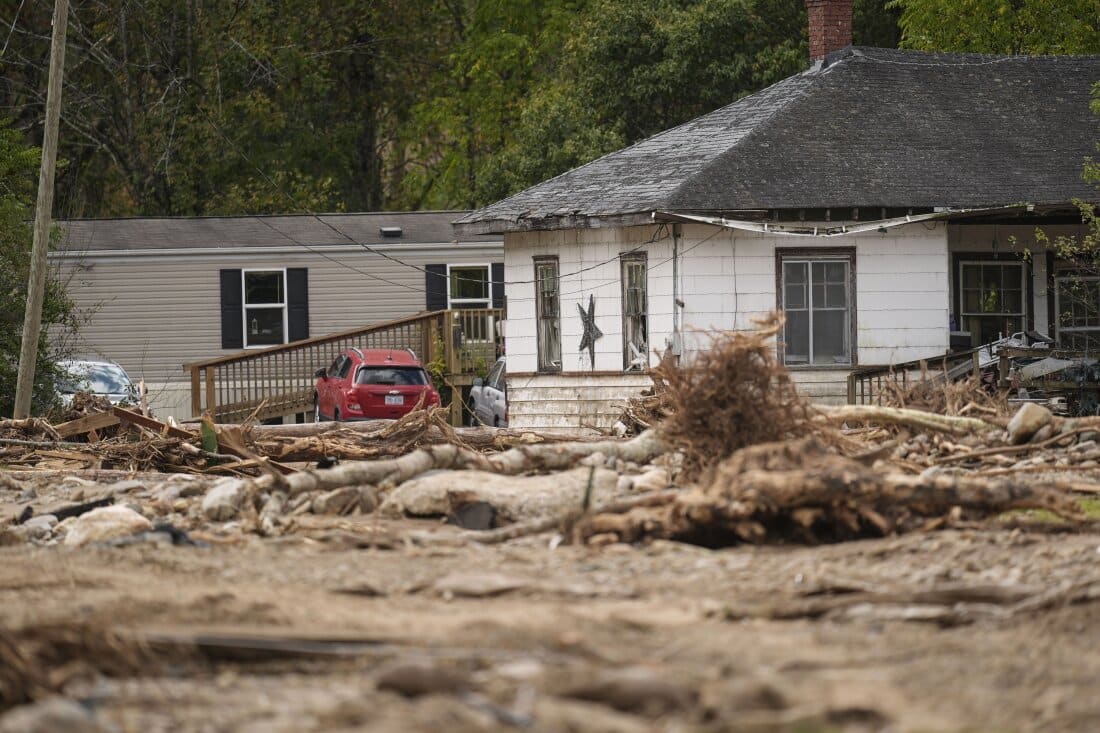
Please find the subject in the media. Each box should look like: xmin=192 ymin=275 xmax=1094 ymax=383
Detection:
xmin=1 ymin=0 xmax=1097 ymax=221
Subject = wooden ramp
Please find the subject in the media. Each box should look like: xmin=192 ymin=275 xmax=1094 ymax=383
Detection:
xmin=184 ymin=309 xmax=502 ymax=424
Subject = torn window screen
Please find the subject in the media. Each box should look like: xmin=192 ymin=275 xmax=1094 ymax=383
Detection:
xmin=535 ymin=257 xmax=561 ymax=372
xmin=622 ymin=254 xmax=648 ymax=371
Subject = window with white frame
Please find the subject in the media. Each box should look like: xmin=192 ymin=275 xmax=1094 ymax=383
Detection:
xmin=448 ymin=264 xmax=492 ymax=342
xmin=535 ymin=257 xmax=561 ymax=372
xmin=958 ymin=260 xmax=1025 ymax=346
xmin=448 ymin=265 xmax=490 ymax=308
xmin=243 ymin=269 xmax=287 ymax=347
xmin=621 ymin=253 xmax=648 ymax=370
xmin=1056 ymin=274 xmax=1100 ymax=350
xmin=780 ymin=253 xmax=853 ymax=366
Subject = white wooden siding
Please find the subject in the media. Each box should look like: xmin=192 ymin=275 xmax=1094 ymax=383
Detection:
xmin=503 ymin=221 xmax=951 ymax=428
xmin=507 ymin=373 xmax=654 ymax=430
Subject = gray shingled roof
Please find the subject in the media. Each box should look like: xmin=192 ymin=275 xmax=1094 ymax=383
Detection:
xmin=455 ymin=47 xmax=1100 ymax=234
xmin=57 ymin=211 xmax=500 ymax=252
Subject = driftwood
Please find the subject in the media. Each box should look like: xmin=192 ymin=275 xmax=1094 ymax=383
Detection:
xmin=247 ymin=430 xmax=668 ymax=498
xmin=573 ymin=437 xmax=1084 ymax=547
xmin=816 ymin=405 xmax=999 ymax=435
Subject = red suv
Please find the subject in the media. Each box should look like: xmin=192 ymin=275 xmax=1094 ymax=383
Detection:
xmin=313 ymin=348 xmax=441 ymax=421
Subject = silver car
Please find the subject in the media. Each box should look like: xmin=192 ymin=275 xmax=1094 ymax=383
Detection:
xmin=56 ymin=359 xmax=137 ymax=406
xmin=469 ymin=357 xmax=507 ymax=427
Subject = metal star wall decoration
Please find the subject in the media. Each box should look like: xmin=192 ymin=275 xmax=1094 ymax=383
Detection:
xmin=577 ymin=294 xmax=603 ymax=369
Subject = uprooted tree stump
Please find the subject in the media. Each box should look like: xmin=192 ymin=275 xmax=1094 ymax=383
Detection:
xmin=572 ymin=438 xmax=1085 ymax=547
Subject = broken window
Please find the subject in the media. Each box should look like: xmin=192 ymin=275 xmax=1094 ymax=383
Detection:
xmin=1056 ymin=274 xmax=1100 ymax=350
xmin=780 ymin=254 xmax=852 ymax=366
xmin=535 ymin=257 xmax=561 ymax=372
xmin=621 ymin=254 xmax=648 ymax=371
xmin=959 ymin=261 xmax=1025 ymax=346
xmin=243 ymin=270 xmax=287 ymax=347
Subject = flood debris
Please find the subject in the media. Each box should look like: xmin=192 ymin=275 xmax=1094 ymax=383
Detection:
xmin=3 ymin=316 xmax=1100 ymax=554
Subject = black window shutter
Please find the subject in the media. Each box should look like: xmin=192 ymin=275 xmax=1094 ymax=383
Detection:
xmin=220 ymin=269 xmax=243 ymax=350
xmin=491 ymin=262 xmax=504 ymax=309
xmin=287 ymin=268 xmax=309 ymax=342
xmin=425 ymin=264 xmax=448 ymax=311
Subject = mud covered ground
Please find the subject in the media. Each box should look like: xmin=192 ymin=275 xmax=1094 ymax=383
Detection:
xmin=3 ymin=516 xmax=1100 ymax=732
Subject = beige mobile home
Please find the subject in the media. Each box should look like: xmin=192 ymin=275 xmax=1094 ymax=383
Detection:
xmin=52 ymin=212 xmax=502 ymax=420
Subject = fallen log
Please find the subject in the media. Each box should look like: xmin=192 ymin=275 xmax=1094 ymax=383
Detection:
xmin=239 ymin=429 xmax=668 ymax=499
xmin=816 ymin=404 xmax=999 ymax=435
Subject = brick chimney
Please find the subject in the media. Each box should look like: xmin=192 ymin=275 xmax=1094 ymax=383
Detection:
xmin=805 ymin=0 xmax=853 ymax=62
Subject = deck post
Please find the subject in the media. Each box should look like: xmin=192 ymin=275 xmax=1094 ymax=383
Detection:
xmin=189 ymin=366 xmax=201 ymax=417
xmin=205 ymin=368 xmax=216 ymax=420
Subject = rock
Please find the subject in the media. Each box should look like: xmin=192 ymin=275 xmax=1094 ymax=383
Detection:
xmin=1029 ymin=424 xmax=1054 ymax=444
xmin=62 ymin=506 xmax=153 ymax=547
xmin=432 ymin=571 xmax=528 ymax=598
xmin=376 ymin=662 xmax=471 ymax=697
xmin=580 ymin=451 xmax=607 ymax=467
xmin=631 ymin=467 xmax=669 ymax=493
xmin=446 ymin=501 xmax=495 ymax=530
xmin=615 ymin=475 xmax=634 ymax=493
xmin=563 ymin=667 xmax=696 ymax=717
xmin=201 ymin=478 xmax=250 ymax=520
xmin=23 ymin=514 xmax=58 ymax=531
xmin=1007 ymin=402 xmax=1052 ymax=444
xmin=380 ymin=466 xmax=620 ymax=523
xmin=0 ymin=698 xmax=117 ymax=733
xmin=311 ymin=487 xmax=362 ymax=515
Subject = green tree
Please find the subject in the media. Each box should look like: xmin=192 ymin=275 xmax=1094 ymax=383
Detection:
xmin=0 ymin=121 xmax=76 ymax=416
xmin=890 ymin=0 xmax=1100 ymax=54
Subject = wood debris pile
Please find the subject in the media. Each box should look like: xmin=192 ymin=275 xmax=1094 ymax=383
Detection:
xmin=3 ymin=318 xmax=1100 ymax=551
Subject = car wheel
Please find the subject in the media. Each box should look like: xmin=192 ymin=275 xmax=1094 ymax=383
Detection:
xmin=313 ymin=395 xmax=323 ymax=423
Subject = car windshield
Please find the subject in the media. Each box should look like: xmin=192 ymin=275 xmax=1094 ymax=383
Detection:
xmin=59 ymin=363 xmax=132 ymax=394
xmin=355 ymin=366 xmax=428 ymax=386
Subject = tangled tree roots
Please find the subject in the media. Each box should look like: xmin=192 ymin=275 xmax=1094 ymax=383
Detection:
xmin=655 ymin=315 xmax=814 ymax=480
xmin=574 ymin=438 xmax=1084 ymax=547
xmin=877 ymin=369 xmax=1009 ymax=419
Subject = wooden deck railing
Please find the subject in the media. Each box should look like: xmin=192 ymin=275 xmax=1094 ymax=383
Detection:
xmin=847 ymin=347 xmax=983 ymax=405
xmin=184 ymin=308 xmax=504 ymax=424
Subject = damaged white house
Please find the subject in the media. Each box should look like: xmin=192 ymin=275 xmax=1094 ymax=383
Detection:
xmin=454 ymin=0 xmax=1100 ymax=430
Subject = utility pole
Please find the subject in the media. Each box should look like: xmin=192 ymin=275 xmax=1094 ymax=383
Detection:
xmin=13 ymin=0 xmax=68 ymax=418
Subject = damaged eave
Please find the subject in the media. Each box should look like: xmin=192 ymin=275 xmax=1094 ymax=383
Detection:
xmin=653 ymin=205 xmax=1035 ymax=236
xmin=453 ymin=211 xmax=658 ymax=236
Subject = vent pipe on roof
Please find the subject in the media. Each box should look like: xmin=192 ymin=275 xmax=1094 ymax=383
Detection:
xmin=805 ymin=0 xmax=852 ymax=62
xmin=380 ymin=226 xmax=403 ymax=237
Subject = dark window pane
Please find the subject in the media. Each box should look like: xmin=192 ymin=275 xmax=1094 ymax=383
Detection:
xmin=245 ymin=272 xmax=284 ymax=304
xmin=826 ymin=283 xmax=847 ymax=308
xmin=784 ymin=261 xmax=807 ymax=285
xmin=785 ymin=310 xmax=809 ymax=363
xmin=982 ymin=266 xmax=999 ymax=290
xmin=785 ymin=283 xmax=806 ymax=309
xmin=825 ymin=261 xmax=846 ymax=282
xmin=246 ymin=308 xmax=284 ymax=345
xmin=1002 ymin=289 xmax=1022 ymax=313
xmin=355 ymin=367 xmax=428 ymax=385
xmin=962 ymin=265 xmax=980 ymax=287
xmin=963 ymin=289 xmax=981 ymax=313
xmin=813 ymin=310 xmax=848 ymax=362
